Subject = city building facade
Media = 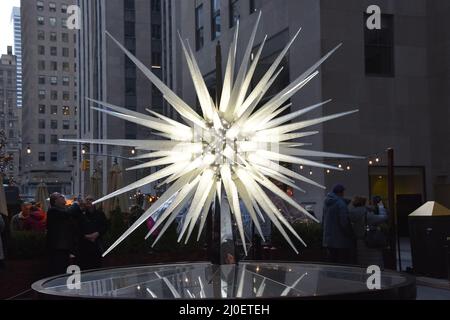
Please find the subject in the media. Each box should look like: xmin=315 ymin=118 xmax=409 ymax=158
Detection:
xmin=75 ymin=0 xmax=163 ymax=199
xmin=21 ymin=0 xmax=78 ymax=196
xmin=0 ymin=46 xmax=21 ymax=183
xmin=11 ymin=7 xmax=23 ymax=109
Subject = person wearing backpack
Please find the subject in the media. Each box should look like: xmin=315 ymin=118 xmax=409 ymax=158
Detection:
xmin=349 ymin=196 xmax=388 ymax=268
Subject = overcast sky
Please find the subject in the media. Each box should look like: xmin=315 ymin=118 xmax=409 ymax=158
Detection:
xmin=0 ymin=0 xmax=21 ymax=55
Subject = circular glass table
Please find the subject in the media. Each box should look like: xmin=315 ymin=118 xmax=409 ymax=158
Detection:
xmin=32 ymin=262 xmax=416 ymax=300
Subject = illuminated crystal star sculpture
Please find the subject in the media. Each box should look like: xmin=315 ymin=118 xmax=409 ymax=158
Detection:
xmin=62 ymin=13 xmax=361 ymax=256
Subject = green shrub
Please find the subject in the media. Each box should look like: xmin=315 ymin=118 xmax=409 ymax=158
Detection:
xmin=103 ymin=208 xmax=206 ymax=256
xmin=9 ymin=231 xmax=46 ymax=259
xmin=272 ymin=220 xmax=323 ymax=249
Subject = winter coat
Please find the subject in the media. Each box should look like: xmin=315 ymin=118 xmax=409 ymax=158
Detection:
xmin=10 ymin=212 xmax=28 ymax=232
xmin=349 ymin=205 xmax=389 ymax=267
xmin=322 ymin=193 xmax=355 ymax=249
xmin=349 ymin=206 xmax=388 ymax=240
xmin=25 ymin=209 xmax=47 ymax=232
xmin=46 ymin=206 xmax=78 ymax=252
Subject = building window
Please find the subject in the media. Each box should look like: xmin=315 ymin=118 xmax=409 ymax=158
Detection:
xmin=249 ymin=0 xmax=261 ymax=13
xmin=51 ymin=152 xmax=58 ymax=162
xmin=38 ymin=45 xmax=45 ymax=55
xmin=124 ymin=0 xmax=135 ymax=10
xmin=38 ymin=30 xmax=45 ymax=40
xmin=38 ymin=60 xmax=45 ymax=70
xmin=195 ymin=4 xmax=204 ymax=50
xmin=39 ymin=105 xmax=46 ymax=114
xmin=37 ymin=1 xmax=44 ymax=11
xmin=38 ymin=75 xmax=46 ymax=85
xmin=125 ymin=22 xmax=135 ymax=37
xmin=38 ymin=90 xmax=46 ymax=100
xmin=63 ymin=92 xmax=70 ymax=101
xmin=63 ymin=120 xmax=70 ymax=130
xmin=37 ymin=16 xmax=44 ymax=25
xmin=211 ymin=0 xmax=221 ymax=40
xmin=51 ymin=120 xmax=58 ymax=129
xmin=152 ymin=24 xmax=161 ymax=40
xmin=74 ymin=120 xmax=77 ymax=130
xmin=151 ymin=0 xmax=161 ymax=11
xmin=364 ymin=14 xmax=395 ymax=76
xmin=61 ymin=4 xmax=68 ymax=13
xmin=50 ymin=32 xmax=57 ymax=42
xmin=38 ymin=119 xmax=46 ymax=129
xmin=49 ymin=17 xmax=57 ymax=27
xmin=63 ymin=62 xmax=70 ymax=72
xmin=62 ymin=106 xmax=70 ymax=115
xmin=62 ymin=47 xmax=69 ymax=57
xmin=50 ymin=135 xmax=58 ymax=144
xmin=38 ymin=134 xmax=46 ymax=144
xmin=229 ymin=0 xmax=239 ymax=28
xmin=62 ymin=33 xmax=69 ymax=43
xmin=49 ymin=2 xmax=56 ymax=12
xmin=51 ymin=91 xmax=58 ymax=100
xmin=51 ymin=105 xmax=58 ymax=115
xmin=39 ymin=152 xmax=46 ymax=162
xmin=51 ymin=61 xmax=58 ymax=71
xmin=151 ymin=52 xmax=162 ymax=68
xmin=62 ymin=76 xmax=70 ymax=86
xmin=61 ymin=18 xmax=67 ymax=28
xmin=50 ymin=76 xmax=57 ymax=85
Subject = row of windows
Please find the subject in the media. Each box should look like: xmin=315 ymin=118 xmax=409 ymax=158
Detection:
xmin=37 ymin=16 xmax=68 ymax=29
xmin=38 ymin=90 xmax=77 ymax=101
xmin=38 ymin=134 xmax=70 ymax=145
xmin=195 ymin=0 xmax=261 ymax=50
xmin=38 ymin=152 xmax=59 ymax=162
xmin=38 ymin=60 xmax=77 ymax=72
xmin=38 ymin=45 xmax=72 ymax=57
xmin=38 ymin=75 xmax=73 ymax=86
xmin=37 ymin=30 xmax=76 ymax=43
xmin=37 ymin=1 xmax=68 ymax=13
xmin=38 ymin=104 xmax=76 ymax=115
xmin=38 ymin=119 xmax=73 ymax=130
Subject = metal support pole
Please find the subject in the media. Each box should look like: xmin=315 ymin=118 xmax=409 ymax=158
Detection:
xmin=387 ymin=148 xmax=401 ymax=270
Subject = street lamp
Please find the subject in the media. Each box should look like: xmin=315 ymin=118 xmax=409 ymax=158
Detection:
xmin=26 ymin=144 xmax=31 ymax=154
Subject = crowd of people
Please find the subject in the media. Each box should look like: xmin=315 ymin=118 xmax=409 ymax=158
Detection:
xmin=322 ymin=184 xmax=389 ymax=268
xmin=0 ymin=183 xmax=391 ymax=274
xmin=0 ymin=193 xmax=108 ymax=276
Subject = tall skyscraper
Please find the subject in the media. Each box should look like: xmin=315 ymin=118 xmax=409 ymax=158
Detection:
xmin=11 ymin=7 xmax=22 ymax=109
xmin=0 ymin=46 xmax=21 ymax=183
xmin=75 ymin=0 xmax=163 ymax=198
xmin=21 ymin=0 xmax=78 ymax=196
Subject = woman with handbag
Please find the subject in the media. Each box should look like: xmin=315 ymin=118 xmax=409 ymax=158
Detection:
xmin=349 ymin=196 xmax=388 ymax=268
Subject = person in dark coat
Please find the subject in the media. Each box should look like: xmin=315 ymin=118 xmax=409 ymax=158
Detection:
xmin=46 ymin=193 xmax=78 ymax=276
xmin=349 ymin=196 xmax=388 ymax=268
xmin=76 ymin=195 xmax=108 ymax=270
xmin=322 ymin=184 xmax=356 ymax=265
